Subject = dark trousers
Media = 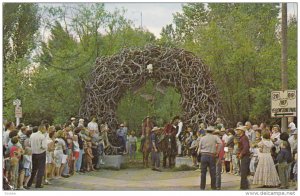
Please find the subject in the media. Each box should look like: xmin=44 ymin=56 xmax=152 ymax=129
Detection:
xmin=92 ymin=147 xmax=99 ymax=166
xmin=240 ymin=155 xmax=250 ymax=190
xmin=28 ymin=151 xmax=46 ymax=187
xmin=81 ymin=153 xmax=86 ymax=171
xmin=200 ymin=154 xmax=216 ymax=190
xmin=151 ymin=151 xmax=160 ymax=168
xmin=118 ymin=136 xmax=126 ymax=152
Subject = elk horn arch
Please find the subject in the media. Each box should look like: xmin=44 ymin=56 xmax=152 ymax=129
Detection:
xmin=79 ymin=45 xmax=221 ymax=130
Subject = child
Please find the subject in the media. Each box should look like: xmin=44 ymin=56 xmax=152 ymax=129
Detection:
xmin=45 ymin=131 xmax=55 ymax=184
xmin=9 ymin=136 xmax=23 ymax=189
xmin=23 ymin=147 xmax=32 ymax=190
xmin=249 ymin=141 xmax=260 ymax=176
xmin=232 ymin=137 xmax=240 ymax=176
xmin=73 ymin=135 xmax=80 ymax=174
xmin=128 ymin=131 xmax=137 ymax=163
xmin=195 ymin=131 xmax=202 ymax=171
xmin=183 ymin=131 xmax=192 ymax=156
xmin=85 ymin=142 xmax=94 ymax=171
xmin=277 ymin=141 xmax=291 ymax=189
xmin=189 ymin=135 xmax=198 ymax=167
xmin=96 ymin=133 xmax=105 ymax=168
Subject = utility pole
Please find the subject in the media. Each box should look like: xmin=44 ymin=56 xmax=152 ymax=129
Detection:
xmin=281 ymin=3 xmax=288 ymax=132
xmin=140 ymin=12 xmax=143 ymax=29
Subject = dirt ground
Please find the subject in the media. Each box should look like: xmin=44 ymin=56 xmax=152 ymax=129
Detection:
xmin=39 ymin=166 xmax=297 ymax=191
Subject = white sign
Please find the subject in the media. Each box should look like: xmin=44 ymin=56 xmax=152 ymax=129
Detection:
xmin=271 ymin=90 xmax=296 ymax=117
xmin=13 ymin=99 xmax=21 ymax=106
xmin=15 ymin=106 xmax=22 ymax=118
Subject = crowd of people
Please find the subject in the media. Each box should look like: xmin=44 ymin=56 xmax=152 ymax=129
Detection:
xmin=3 ymin=117 xmax=112 ymax=190
xmin=191 ymin=117 xmax=298 ymax=190
xmin=2 ymin=115 xmax=298 ymax=191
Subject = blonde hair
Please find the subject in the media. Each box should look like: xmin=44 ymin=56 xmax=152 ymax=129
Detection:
xmin=48 ymin=126 xmax=56 ymax=132
xmin=56 ymin=130 xmax=64 ymax=138
xmin=24 ymin=147 xmax=32 ymax=155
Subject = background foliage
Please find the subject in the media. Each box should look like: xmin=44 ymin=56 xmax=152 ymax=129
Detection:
xmin=3 ymin=3 xmax=297 ymax=131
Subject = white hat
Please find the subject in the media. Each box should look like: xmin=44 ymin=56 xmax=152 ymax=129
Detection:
xmin=236 ymin=126 xmax=247 ymax=132
xmin=205 ymin=126 xmax=215 ymax=132
xmin=71 ymin=117 xmax=76 ymax=121
xmin=151 ymin=127 xmax=160 ymax=132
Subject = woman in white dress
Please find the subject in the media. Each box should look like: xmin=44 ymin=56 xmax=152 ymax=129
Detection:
xmin=253 ymin=132 xmax=280 ymax=187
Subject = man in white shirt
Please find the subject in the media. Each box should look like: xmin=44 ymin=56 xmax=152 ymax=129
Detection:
xmin=245 ymin=121 xmax=256 ymax=143
xmin=88 ymin=117 xmax=99 ymax=134
xmin=173 ymin=116 xmax=183 ymax=156
xmin=27 ymin=124 xmax=47 ymax=188
xmin=288 ymin=117 xmax=297 ymax=135
xmin=288 ymin=130 xmax=297 ymax=154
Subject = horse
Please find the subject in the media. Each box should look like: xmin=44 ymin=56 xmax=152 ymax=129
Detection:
xmin=141 ymin=117 xmax=154 ymax=167
xmin=160 ymin=123 xmax=177 ymax=168
xmin=142 ymin=127 xmax=152 ymax=167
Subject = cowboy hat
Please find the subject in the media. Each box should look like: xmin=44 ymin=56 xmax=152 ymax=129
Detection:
xmin=236 ymin=126 xmax=247 ymax=132
xmin=213 ymin=130 xmax=220 ymax=135
xmin=205 ymin=126 xmax=215 ymax=132
xmin=151 ymin=127 xmax=160 ymax=132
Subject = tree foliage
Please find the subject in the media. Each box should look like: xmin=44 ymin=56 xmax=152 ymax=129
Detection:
xmin=3 ymin=3 xmax=297 ymax=129
xmin=3 ymin=3 xmax=41 ymax=122
xmin=160 ymin=3 xmax=297 ymax=126
xmin=3 ymin=3 xmax=158 ymax=125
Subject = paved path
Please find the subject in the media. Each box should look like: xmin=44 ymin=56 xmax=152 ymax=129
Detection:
xmin=37 ymin=168 xmax=297 ymax=191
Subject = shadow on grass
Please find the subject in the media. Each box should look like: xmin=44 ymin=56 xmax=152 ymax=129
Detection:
xmin=172 ymin=164 xmax=197 ymax=172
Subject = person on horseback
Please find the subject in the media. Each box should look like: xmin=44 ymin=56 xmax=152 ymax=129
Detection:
xmin=173 ymin=116 xmax=184 ymax=157
xmin=161 ymin=120 xmax=177 ymax=168
xmin=140 ymin=116 xmax=154 ymax=152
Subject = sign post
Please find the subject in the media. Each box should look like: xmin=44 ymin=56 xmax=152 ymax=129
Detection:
xmin=271 ymin=90 xmax=296 ymax=119
xmin=13 ymin=99 xmax=22 ymax=126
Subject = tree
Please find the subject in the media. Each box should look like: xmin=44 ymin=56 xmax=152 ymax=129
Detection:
xmin=26 ymin=3 xmax=157 ymax=125
xmin=160 ymin=3 xmax=294 ymax=126
xmin=3 ymin=3 xmax=41 ymax=121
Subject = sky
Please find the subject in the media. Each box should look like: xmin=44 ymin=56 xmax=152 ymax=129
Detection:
xmin=39 ymin=2 xmax=298 ymax=39
xmin=103 ymin=2 xmax=298 ymax=38
xmin=104 ymin=3 xmax=184 ymax=38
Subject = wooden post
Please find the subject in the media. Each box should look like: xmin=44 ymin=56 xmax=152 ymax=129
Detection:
xmin=281 ymin=3 xmax=288 ymax=132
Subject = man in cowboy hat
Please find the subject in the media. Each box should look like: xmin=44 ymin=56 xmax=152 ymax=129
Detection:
xmin=197 ymin=126 xmax=222 ymax=190
xmin=117 ymin=123 xmax=127 ymax=154
xmin=151 ymin=127 xmax=161 ymax=172
xmin=236 ymin=126 xmax=250 ymax=190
